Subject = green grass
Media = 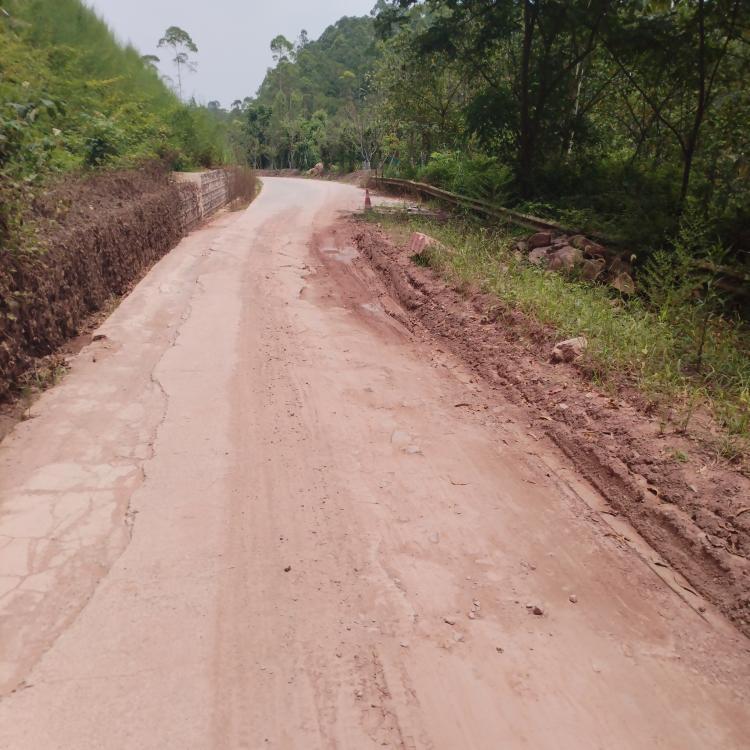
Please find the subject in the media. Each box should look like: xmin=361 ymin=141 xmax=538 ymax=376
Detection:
xmin=370 ymin=211 xmax=750 ymax=460
xmin=1 ymin=0 xmax=236 ymax=256
xmin=1 ymin=0 xmax=231 ymax=178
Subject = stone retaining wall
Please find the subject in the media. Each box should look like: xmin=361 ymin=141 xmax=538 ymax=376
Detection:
xmin=0 ymin=169 xmax=237 ymax=398
xmin=174 ymin=170 xmax=231 ymax=232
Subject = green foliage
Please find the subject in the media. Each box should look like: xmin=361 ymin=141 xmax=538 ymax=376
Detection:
xmin=639 ymin=210 xmax=742 ymax=392
xmin=0 ymin=1 xmax=231 ymax=173
xmin=373 ymin=15 xmax=468 ymax=165
xmin=371 ymin=0 xmax=749 ymax=257
xmin=158 ymin=26 xmax=197 ymax=54
xmin=158 ymin=26 xmax=198 ymax=100
xmin=243 ymin=16 xmax=379 ymax=170
xmin=0 ymin=0 xmax=236 ymax=254
xmin=519 ymin=157 xmax=682 ymax=246
xmin=82 ymin=114 xmax=121 ymax=166
xmin=418 ymin=151 xmax=513 ymax=203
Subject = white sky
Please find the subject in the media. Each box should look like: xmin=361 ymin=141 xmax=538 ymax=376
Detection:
xmin=86 ymin=0 xmax=377 ymax=106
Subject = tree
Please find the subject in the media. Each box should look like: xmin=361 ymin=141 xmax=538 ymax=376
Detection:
xmin=141 ymin=54 xmax=160 ymax=69
xmin=373 ymin=6 xmax=469 ymax=166
xmin=245 ymin=102 xmax=273 ymax=167
xmin=603 ymin=0 xmax=746 ymax=207
xmin=158 ymin=26 xmax=198 ymax=100
xmin=346 ymin=85 xmax=387 ymax=170
xmin=385 ymin=0 xmax=614 ymax=196
xmin=270 ymin=35 xmax=294 ymax=64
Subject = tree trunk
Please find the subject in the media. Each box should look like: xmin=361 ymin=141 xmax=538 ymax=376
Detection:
xmin=567 ymin=62 xmax=585 ymax=156
xmin=679 ymin=0 xmax=707 ymax=208
xmin=176 ymin=59 xmax=183 ymax=100
xmin=518 ymin=0 xmax=536 ymax=198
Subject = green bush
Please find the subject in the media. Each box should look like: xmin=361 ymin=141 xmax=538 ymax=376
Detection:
xmin=529 ymin=157 xmax=681 ymax=247
xmin=82 ymin=115 xmax=122 ymax=166
xmin=418 ymin=151 xmax=513 ymax=203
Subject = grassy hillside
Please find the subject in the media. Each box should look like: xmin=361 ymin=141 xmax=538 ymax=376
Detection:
xmin=0 ymin=0 xmax=232 ymax=252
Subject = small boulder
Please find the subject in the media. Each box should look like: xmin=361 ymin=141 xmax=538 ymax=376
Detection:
xmin=610 ymin=271 xmax=635 ymax=295
xmin=408 ymin=232 xmax=443 ymax=255
xmin=582 ymin=257 xmax=606 ymax=281
xmin=569 ymin=235 xmax=605 ymax=256
xmin=551 ymin=336 xmax=587 ymax=363
xmin=569 ymin=234 xmax=588 ymax=249
xmin=527 ymin=232 xmax=552 ymax=249
xmin=547 ymin=245 xmax=583 ymax=271
xmin=609 ymin=256 xmax=633 ymax=277
xmin=528 ymin=247 xmax=550 ymax=265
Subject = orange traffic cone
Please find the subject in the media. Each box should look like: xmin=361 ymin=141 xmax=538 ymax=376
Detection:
xmin=364 ymin=188 xmax=372 ymax=211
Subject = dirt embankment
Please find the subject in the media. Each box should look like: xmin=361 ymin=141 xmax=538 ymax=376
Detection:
xmin=347 ymin=218 xmax=750 ymax=636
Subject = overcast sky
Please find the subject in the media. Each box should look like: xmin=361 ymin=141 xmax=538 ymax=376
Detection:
xmin=86 ymin=0 xmax=376 ymax=107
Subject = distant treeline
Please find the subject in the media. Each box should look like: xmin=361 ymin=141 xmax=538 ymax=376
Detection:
xmin=237 ymin=1 xmax=749 ymax=254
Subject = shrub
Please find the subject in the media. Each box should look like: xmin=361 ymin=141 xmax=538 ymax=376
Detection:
xmin=82 ymin=115 xmax=121 ymax=167
xmin=529 ymin=157 xmax=681 ymax=247
xmin=418 ymin=151 xmax=513 ymax=203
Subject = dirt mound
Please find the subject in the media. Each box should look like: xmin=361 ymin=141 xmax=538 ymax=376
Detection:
xmin=0 ymin=169 xmax=184 ymax=398
xmin=347 ymin=217 xmax=750 ymax=636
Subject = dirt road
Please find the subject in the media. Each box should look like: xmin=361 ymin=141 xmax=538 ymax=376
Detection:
xmin=0 ymin=177 xmax=748 ymax=749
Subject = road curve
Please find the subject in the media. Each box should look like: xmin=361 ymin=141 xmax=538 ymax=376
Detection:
xmin=0 ymin=177 xmax=748 ymax=749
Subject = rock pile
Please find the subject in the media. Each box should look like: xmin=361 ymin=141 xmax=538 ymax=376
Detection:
xmin=516 ymin=231 xmax=635 ymax=293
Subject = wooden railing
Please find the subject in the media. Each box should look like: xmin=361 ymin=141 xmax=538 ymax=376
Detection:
xmin=374 ymin=177 xmax=611 ymax=245
xmin=373 ymin=177 xmax=749 ymax=287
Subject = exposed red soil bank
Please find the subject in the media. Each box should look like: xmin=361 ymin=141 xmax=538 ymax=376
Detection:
xmin=347 ymin=217 xmax=750 ymax=636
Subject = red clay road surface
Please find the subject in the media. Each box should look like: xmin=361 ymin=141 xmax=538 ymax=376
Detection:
xmin=0 ymin=177 xmax=748 ymax=749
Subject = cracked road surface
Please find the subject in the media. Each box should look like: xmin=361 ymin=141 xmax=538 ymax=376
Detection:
xmin=1 ymin=177 xmax=749 ymax=749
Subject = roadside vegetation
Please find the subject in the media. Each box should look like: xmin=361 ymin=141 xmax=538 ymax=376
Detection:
xmin=238 ymin=17 xmax=380 ymax=172
xmin=0 ymin=1 xmax=258 ymax=401
xmin=0 ymin=0 xmax=238 ymax=257
xmin=372 ymin=208 xmax=750 ymax=461
xmin=241 ymin=2 xmax=749 ymax=253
